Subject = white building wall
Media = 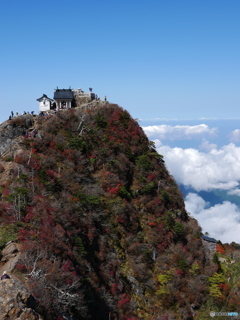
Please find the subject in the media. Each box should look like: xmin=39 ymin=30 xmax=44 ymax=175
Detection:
xmin=39 ymin=100 xmax=51 ymax=112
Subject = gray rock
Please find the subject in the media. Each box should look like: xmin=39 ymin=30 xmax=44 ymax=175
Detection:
xmin=0 ymin=279 xmax=43 ymax=319
xmin=0 ymin=115 xmax=34 ymax=156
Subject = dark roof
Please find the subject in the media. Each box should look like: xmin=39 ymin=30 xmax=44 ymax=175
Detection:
xmin=36 ymin=94 xmax=53 ymax=101
xmin=202 ymin=235 xmax=217 ymax=243
xmin=54 ymin=89 xmax=74 ymax=100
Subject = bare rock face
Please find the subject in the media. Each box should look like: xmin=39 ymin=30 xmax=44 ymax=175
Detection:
xmin=0 ymin=114 xmax=35 ymax=156
xmin=1 ymin=242 xmax=21 ymax=273
xmin=2 ymin=242 xmax=19 ymax=261
xmin=0 ymin=279 xmax=43 ymax=319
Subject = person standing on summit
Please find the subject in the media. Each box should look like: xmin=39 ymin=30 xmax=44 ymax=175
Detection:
xmin=1 ymin=271 xmax=10 ymax=280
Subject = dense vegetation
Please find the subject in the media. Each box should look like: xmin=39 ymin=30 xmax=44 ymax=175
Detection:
xmin=0 ymin=104 xmax=239 ymax=319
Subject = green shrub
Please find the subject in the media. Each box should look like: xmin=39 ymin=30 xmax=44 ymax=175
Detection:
xmin=161 ymin=190 xmax=171 ymax=205
xmin=208 ymin=273 xmax=225 ymax=297
xmin=118 ymin=186 xmax=131 ymax=199
xmin=173 ymin=222 xmax=184 ymax=240
xmin=75 ymin=236 xmax=87 ymax=255
xmin=178 ymin=255 xmax=187 ymax=272
xmin=95 ymin=113 xmax=108 ymax=128
xmin=164 ymin=212 xmax=175 ymax=230
xmin=0 ymin=225 xmax=18 ymax=250
xmin=77 ymin=193 xmax=102 ymax=207
xmin=68 ymin=136 xmax=90 ymax=153
xmin=136 ymin=155 xmax=152 ymax=170
xmin=143 ymin=182 xmax=155 ymax=195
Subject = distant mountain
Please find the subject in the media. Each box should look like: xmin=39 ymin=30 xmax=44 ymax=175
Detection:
xmin=0 ymin=102 xmax=239 ymax=319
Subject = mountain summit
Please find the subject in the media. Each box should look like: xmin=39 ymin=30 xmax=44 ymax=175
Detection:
xmin=0 ymin=103 xmax=219 ymax=319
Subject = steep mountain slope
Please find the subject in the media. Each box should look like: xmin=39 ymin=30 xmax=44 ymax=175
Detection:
xmin=0 ymin=104 xmax=216 ymax=319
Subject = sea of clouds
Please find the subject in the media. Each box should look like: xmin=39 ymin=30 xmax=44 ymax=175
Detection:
xmin=142 ymin=121 xmax=240 ymax=243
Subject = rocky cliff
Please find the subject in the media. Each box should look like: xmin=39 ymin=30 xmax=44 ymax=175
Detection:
xmin=0 ymin=115 xmax=34 ymax=157
xmin=0 ymin=279 xmax=42 ymax=319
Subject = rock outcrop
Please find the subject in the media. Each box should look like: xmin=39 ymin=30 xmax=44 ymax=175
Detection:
xmin=0 ymin=242 xmax=21 ymax=274
xmin=0 ymin=114 xmax=35 ymax=157
xmin=0 ymin=279 xmax=43 ymax=320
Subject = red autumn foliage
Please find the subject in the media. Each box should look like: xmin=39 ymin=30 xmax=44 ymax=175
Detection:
xmin=108 ymin=184 xmax=121 ymax=194
xmin=216 ymin=243 xmax=226 ymax=254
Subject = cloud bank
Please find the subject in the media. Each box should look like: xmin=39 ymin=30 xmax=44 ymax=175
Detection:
xmin=185 ymin=193 xmax=240 ymax=243
xmin=229 ymin=129 xmax=240 ymax=144
xmin=156 ymin=143 xmax=240 ymax=192
xmin=142 ymin=123 xmax=240 ymax=243
xmin=143 ymin=124 xmax=217 ymax=141
xmin=157 ymin=142 xmax=240 ymax=242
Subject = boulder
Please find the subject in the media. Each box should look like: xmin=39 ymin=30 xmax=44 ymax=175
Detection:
xmin=1 ymin=242 xmax=19 ymax=261
xmin=0 ymin=279 xmax=43 ymax=319
xmin=218 ymin=257 xmax=227 ymax=263
xmin=1 ymin=242 xmax=21 ymax=273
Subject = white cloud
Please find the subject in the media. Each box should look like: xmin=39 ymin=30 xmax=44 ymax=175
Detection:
xmin=153 ymin=139 xmax=163 ymax=148
xmin=229 ymin=129 xmax=240 ymax=144
xmin=184 ymin=192 xmax=208 ymax=214
xmin=143 ymin=122 xmax=240 ymax=243
xmin=156 ymin=143 xmax=240 ymax=191
xmin=185 ymin=193 xmax=240 ymax=243
xmin=227 ymin=189 xmax=240 ymax=196
xmin=199 ymin=138 xmax=217 ymax=152
xmin=143 ymin=124 xmax=217 ymax=141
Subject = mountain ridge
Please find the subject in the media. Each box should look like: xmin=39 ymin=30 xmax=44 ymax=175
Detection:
xmin=0 ymin=103 xmax=237 ymax=319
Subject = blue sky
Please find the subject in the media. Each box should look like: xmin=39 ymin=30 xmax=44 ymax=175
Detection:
xmin=1 ymin=0 xmax=240 ymax=121
xmin=1 ymin=0 xmax=240 ymax=243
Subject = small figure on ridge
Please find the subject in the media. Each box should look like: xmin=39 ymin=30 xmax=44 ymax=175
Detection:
xmin=1 ymin=271 xmax=10 ymax=280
